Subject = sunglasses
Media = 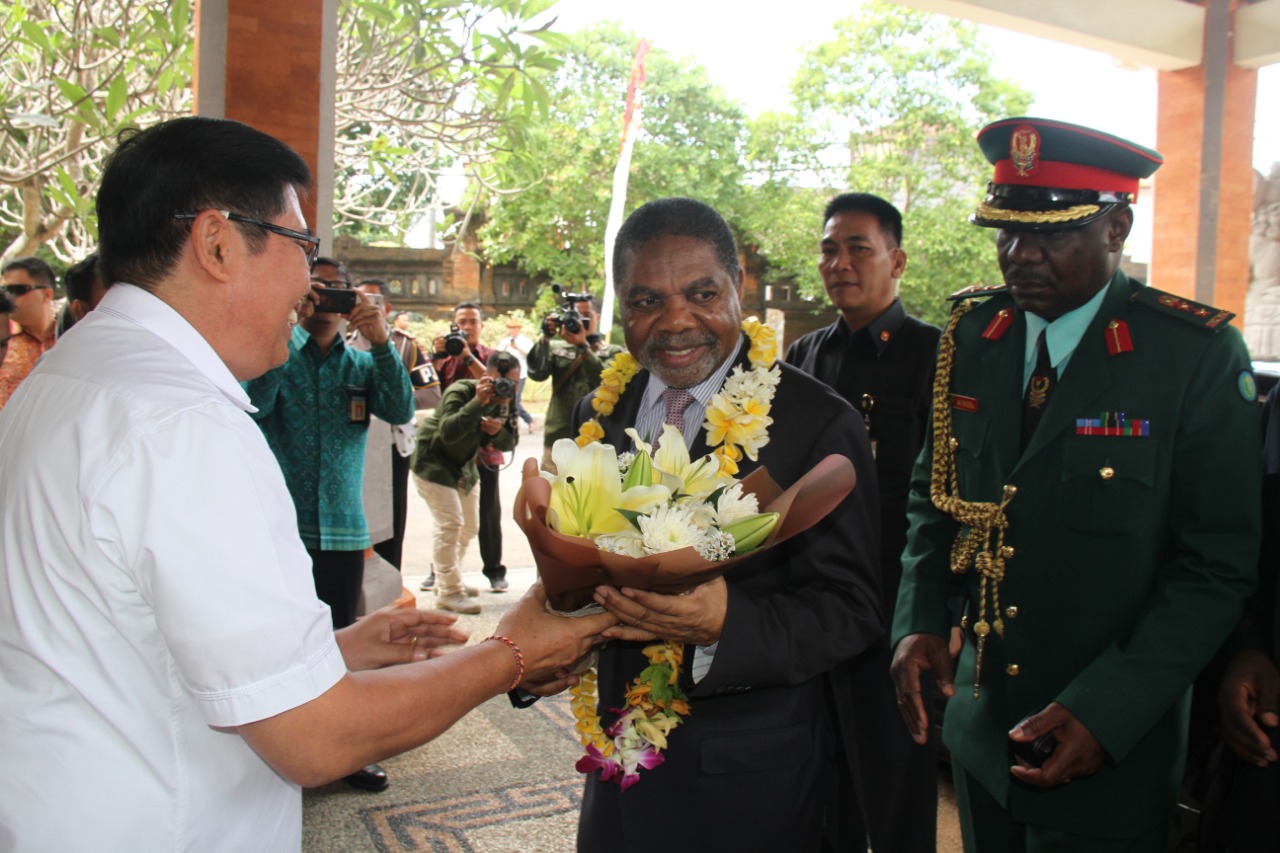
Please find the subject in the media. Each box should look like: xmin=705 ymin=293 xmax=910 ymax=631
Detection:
xmin=173 ymin=211 xmax=322 ymax=268
xmin=2 ymin=284 xmax=51 ymax=297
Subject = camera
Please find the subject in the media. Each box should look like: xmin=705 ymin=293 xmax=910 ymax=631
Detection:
xmin=491 ymin=354 xmax=517 ymax=399
xmin=541 ymin=284 xmax=593 ymax=338
xmin=443 ymin=323 xmax=468 ymax=356
xmin=313 ymin=287 xmax=358 ymax=314
xmin=492 ymin=377 xmax=516 ymax=399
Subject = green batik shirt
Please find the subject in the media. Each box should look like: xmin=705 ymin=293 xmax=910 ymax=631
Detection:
xmin=245 ymin=325 xmax=414 ymax=550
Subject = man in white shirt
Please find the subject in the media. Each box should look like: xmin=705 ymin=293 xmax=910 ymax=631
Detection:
xmin=498 ymin=317 xmax=536 ymax=432
xmin=0 ymin=116 xmax=612 ymax=852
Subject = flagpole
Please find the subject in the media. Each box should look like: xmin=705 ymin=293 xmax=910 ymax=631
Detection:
xmin=600 ymin=39 xmax=650 ymax=340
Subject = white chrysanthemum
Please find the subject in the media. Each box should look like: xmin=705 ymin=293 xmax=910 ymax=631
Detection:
xmin=616 ymin=451 xmax=636 ymax=477
xmin=637 ymin=504 xmax=705 ymax=554
xmin=597 ymin=532 xmax=647 ymax=558
xmin=695 ymin=529 xmax=736 ymax=561
xmin=713 ymin=482 xmax=760 ymax=525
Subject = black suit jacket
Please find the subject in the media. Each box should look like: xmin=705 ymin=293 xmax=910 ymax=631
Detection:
xmin=785 ymin=305 xmax=940 ymax=615
xmin=570 ymin=337 xmax=883 ymax=853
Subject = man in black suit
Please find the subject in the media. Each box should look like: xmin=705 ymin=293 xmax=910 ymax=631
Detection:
xmin=1205 ymin=390 xmax=1280 ymax=851
xmin=787 ymin=192 xmax=940 ymax=853
xmin=558 ymin=197 xmax=884 ymax=851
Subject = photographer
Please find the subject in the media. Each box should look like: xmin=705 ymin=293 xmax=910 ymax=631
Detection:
xmin=410 ymin=352 xmax=519 ymax=615
xmin=431 ymin=301 xmax=490 ymax=389
xmin=348 ymin=277 xmax=439 ymax=571
xmin=245 ymin=257 xmax=415 ymax=792
xmin=426 ymin=302 xmax=511 ymax=593
xmin=527 ymin=289 xmax=617 ymax=473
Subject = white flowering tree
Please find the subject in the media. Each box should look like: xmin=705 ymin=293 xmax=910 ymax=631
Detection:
xmin=0 ymin=0 xmax=193 ymax=262
xmin=0 ymin=0 xmax=562 ymax=263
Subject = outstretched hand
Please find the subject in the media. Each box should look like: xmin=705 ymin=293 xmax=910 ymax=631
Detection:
xmin=494 ymin=583 xmax=616 ymax=688
xmin=335 ymin=605 xmax=469 ymax=671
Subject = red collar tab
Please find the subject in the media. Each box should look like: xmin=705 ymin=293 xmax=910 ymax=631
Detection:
xmin=1105 ymin=319 xmax=1133 ymax=356
xmin=982 ymin=308 xmax=1013 ymax=341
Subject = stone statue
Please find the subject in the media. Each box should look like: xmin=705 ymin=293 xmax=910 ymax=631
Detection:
xmin=1245 ymin=163 xmax=1280 ymax=359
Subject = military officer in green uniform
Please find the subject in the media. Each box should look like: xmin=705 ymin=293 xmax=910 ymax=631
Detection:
xmin=890 ymin=117 xmax=1261 ymax=851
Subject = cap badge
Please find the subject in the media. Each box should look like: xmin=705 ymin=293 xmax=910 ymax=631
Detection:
xmin=1010 ymin=125 xmax=1040 ymax=177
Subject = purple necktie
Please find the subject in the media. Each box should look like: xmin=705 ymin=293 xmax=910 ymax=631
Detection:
xmin=654 ymin=388 xmax=694 ymax=450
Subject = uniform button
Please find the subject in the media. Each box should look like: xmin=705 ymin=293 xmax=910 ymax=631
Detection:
xmin=1099 ymin=466 xmax=1115 ymax=480
xmin=1006 ymin=664 xmax=1020 ymax=676
xmin=960 ymin=615 xmax=969 ymax=630
xmin=950 ymin=437 xmax=960 ymax=450
xmin=1005 ymin=606 xmax=1018 ymax=619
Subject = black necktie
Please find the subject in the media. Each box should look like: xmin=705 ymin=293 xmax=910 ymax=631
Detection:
xmin=1021 ymin=331 xmax=1056 ymax=449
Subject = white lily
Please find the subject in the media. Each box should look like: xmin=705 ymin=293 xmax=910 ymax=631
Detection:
xmin=626 ymin=425 xmax=729 ymax=500
xmin=545 ymin=438 xmax=669 ymax=538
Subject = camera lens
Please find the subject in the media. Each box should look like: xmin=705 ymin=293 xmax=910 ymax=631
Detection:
xmin=493 ymin=377 xmax=516 ymax=399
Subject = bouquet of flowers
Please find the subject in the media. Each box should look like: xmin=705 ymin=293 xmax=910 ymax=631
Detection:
xmin=513 ymin=432 xmax=855 ymax=789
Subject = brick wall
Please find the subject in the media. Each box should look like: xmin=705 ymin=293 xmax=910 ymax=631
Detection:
xmin=1152 ymin=11 xmax=1257 ymax=325
xmin=222 ymin=0 xmax=323 ymax=227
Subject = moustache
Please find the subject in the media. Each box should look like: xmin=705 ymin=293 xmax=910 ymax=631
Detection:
xmin=645 ymin=331 xmax=717 ymax=351
xmin=1005 ymin=269 xmax=1054 ymax=288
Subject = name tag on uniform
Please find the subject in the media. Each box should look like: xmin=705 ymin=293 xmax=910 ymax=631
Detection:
xmin=952 ymin=394 xmax=980 ymax=413
xmin=347 ymin=385 xmax=370 ymax=424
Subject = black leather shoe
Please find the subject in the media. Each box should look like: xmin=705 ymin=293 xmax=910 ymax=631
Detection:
xmin=345 ymin=764 xmax=389 ymax=792
xmin=489 ymin=577 xmax=510 ymax=592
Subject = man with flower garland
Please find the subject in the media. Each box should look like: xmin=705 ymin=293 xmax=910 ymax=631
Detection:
xmin=528 ymin=197 xmax=884 ymax=852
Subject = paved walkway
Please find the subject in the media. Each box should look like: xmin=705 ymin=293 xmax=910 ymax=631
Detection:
xmin=301 ymin=428 xmax=962 ymax=852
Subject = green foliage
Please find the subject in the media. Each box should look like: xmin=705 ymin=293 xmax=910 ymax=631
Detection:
xmin=475 ymin=24 xmax=749 ymax=300
xmin=0 ymin=0 xmax=194 ymax=261
xmin=743 ymin=0 xmax=1032 ymax=325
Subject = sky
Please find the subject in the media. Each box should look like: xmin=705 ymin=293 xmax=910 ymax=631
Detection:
xmin=544 ymin=0 xmax=1280 ymax=173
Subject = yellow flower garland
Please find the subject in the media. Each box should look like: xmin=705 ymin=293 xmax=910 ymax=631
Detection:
xmin=569 ymin=318 xmax=778 ymax=759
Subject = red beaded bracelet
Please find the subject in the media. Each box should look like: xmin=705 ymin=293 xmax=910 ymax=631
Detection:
xmin=485 ymin=635 xmax=524 ymax=691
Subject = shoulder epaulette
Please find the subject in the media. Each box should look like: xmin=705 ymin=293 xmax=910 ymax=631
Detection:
xmin=948 ymin=283 xmax=1008 ymax=302
xmin=1130 ymin=284 xmax=1234 ymax=331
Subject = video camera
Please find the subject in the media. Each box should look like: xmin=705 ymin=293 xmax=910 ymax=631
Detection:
xmin=443 ymin=323 xmax=468 ymax=356
xmin=541 ymin=284 xmax=593 ymax=338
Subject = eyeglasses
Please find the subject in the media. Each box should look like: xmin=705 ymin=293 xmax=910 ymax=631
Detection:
xmin=173 ymin=211 xmax=321 ymax=268
xmin=1 ymin=284 xmax=51 ymax=297
xmin=310 ymin=277 xmax=352 ymax=290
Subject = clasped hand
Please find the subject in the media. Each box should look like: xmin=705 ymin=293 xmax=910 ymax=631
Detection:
xmin=594 ymin=576 xmax=727 ymax=646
